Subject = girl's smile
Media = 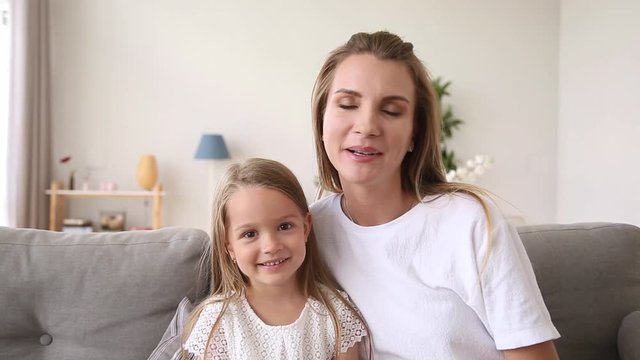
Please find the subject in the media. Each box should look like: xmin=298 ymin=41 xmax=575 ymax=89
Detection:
xmin=225 ymin=186 xmax=310 ymax=291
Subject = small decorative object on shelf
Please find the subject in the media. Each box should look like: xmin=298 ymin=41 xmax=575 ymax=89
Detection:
xmin=59 ymin=155 xmax=76 ymax=190
xmin=99 ymin=181 xmax=118 ymax=191
xmin=62 ymin=218 xmax=93 ymax=233
xmin=100 ymin=211 xmax=126 ymax=232
xmin=63 ymin=218 xmax=92 ymax=227
xmin=136 ymin=154 xmax=158 ymax=190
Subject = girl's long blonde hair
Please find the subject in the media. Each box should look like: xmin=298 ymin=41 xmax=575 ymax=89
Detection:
xmin=181 ymin=158 xmax=370 ymax=358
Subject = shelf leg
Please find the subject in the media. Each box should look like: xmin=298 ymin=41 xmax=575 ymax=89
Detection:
xmin=49 ymin=181 xmax=64 ymax=231
xmin=152 ymin=183 xmax=162 ymax=229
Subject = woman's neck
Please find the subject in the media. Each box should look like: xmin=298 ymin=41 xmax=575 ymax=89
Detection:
xmin=341 ymin=183 xmax=416 ymax=226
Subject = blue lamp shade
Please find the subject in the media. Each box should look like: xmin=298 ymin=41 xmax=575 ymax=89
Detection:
xmin=195 ymin=134 xmax=230 ymax=160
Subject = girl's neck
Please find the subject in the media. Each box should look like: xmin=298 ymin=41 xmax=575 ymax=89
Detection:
xmin=244 ymin=282 xmax=307 ymax=326
xmin=341 ymin=183 xmax=416 ymax=226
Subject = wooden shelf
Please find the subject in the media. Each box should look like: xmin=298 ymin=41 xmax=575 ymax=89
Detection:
xmin=45 ymin=181 xmax=165 ymax=231
xmin=45 ymin=189 xmax=166 ymax=197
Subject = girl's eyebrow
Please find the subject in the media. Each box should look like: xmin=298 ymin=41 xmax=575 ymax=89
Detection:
xmin=232 ymin=213 xmax=300 ymax=232
xmin=334 ymin=88 xmax=410 ymax=104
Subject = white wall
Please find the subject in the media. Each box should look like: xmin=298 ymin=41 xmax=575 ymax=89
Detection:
xmin=558 ymin=0 xmax=640 ymax=225
xmin=48 ymin=0 xmax=560 ymax=231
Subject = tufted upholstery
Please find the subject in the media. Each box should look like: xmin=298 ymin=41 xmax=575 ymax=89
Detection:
xmin=0 ymin=227 xmax=208 ymax=360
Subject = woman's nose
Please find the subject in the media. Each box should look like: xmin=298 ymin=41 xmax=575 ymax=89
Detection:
xmin=352 ymin=107 xmax=380 ymax=136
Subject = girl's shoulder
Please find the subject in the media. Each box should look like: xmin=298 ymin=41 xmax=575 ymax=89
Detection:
xmin=183 ymin=297 xmax=238 ymax=359
xmin=312 ymin=285 xmax=368 ymax=353
xmin=311 ymin=285 xmax=359 ymax=317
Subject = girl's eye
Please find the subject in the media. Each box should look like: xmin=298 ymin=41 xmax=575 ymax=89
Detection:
xmin=241 ymin=230 xmax=257 ymax=239
xmin=278 ymin=223 xmax=293 ymax=231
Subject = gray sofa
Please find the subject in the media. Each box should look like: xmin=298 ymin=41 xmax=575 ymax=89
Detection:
xmin=0 ymin=227 xmax=209 ymax=360
xmin=0 ymin=223 xmax=638 ymax=360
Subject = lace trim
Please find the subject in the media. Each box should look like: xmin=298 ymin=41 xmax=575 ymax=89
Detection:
xmin=183 ymin=288 xmax=367 ymax=359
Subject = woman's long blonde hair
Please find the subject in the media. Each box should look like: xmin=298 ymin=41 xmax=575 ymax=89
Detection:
xmin=311 ymin=30 xmax=494 ymax=266
xmin=181 ymin=158 xmax=370 ymax=358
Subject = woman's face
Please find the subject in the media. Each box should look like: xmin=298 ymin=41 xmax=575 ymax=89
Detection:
xmin=322 ymin=54 xmax=415 ymax=191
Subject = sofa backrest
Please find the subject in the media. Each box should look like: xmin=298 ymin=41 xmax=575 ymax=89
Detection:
xmin=0 ymin=226 xmax=209 ymax=360
xmin=519 ymin=223 xmax=640 ymax=360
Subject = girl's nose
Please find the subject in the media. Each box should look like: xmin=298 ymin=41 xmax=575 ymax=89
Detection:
xmin=261 ymin=233 xmax=282 ymax=254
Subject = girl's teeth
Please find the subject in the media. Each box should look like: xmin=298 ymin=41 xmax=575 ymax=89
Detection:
xmin=263 ymin=259 xmax=285 ymax=266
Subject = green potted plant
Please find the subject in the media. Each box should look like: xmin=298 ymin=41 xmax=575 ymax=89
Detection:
xmin=432 ymin=78 xmax=492 ymax=182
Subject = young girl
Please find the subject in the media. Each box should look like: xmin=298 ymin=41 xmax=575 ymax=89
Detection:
xmin=180 ymin=158 xmax=369 ymax=360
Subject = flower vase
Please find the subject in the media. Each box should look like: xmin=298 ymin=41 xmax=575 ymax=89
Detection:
xmin=68 ymin=170 xmax=76 ymax=190
xmin=136 ymin=155 xmax=158 ymax=190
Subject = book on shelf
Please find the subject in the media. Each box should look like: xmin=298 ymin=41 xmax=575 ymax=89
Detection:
xmin=63 ymin=218 xmax=92 ymax=227
xmin=62 ymin=226 xmax=93 ymax=234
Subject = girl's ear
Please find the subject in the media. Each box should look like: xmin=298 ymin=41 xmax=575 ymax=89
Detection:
xmin=225 ymin=242 xmax=235 ymax=261
xmin=303 ymin=213 xmax=312 ymax=242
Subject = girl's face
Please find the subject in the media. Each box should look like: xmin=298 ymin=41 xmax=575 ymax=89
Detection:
xmin=322 ymin=54 xmax=415 ymax=191
xmin=225 ymin=186 xmax=310 ymax=293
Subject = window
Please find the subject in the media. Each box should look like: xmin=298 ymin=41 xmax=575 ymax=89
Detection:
xmin=0 ymin=0 xmax=10 ymax=226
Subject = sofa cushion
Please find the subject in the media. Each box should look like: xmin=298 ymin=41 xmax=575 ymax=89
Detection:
xmin=619 ymin=311 xmax=640 ymax=360
xmin=0 ymin=226 xmax=208 ymax=360
xmin=518 ymin=223 xmax=640 ymax=360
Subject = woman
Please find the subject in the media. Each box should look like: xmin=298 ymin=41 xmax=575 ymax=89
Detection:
xmin=309 ymin=31 xmax=560 ymax=359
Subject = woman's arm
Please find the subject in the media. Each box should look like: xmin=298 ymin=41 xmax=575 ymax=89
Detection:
xmin=335 ymin=345 xmax=359 ymax=360
xmin=503 ymin=341 xmax=559 ymax=360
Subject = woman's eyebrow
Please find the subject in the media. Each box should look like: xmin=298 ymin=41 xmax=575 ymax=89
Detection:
xmin=382 ymin=95 xmax=410 ymax=104
xmin=334 ymin=88 xmax=362 ymax=97
xmin=334 ymin=89 xmax=410 ymax=104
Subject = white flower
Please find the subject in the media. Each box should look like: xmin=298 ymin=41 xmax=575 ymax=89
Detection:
xmin=447 ymin=155 xmax=493 ymax=183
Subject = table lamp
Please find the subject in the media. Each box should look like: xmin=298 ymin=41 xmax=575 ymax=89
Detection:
xmin=194 ymin=134 xmax=230 ymax=160
xmin=195 ymin=134 xmax=230 ymax=230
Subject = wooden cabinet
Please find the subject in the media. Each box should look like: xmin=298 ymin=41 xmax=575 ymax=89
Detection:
xmin=45 ymin=181 xmax=165 ymax=231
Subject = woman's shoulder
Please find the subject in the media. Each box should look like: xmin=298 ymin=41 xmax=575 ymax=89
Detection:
xmin=309 ymin=192 xmax=340 ymax=214
xmin=421 ymin=191 xmax=504 ymax=223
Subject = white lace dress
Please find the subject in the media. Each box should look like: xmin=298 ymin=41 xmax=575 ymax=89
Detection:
xmin=183 ymin=287 xmax=367 ymax=360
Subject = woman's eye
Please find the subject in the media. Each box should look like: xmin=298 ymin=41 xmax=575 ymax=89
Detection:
xmin=339 ymin=104 xmax=357 ymax=110
xmin=278 ymin=223 xmax=293 ymax=231
xmin=382 ymin=109 xmax=401 ymax=117
xmin=242 ymin=230 xmax=257 ymax=238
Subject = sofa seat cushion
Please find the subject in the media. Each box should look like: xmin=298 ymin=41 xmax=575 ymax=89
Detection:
xmin=619 ymin=311 xmax=640 ymax=360
xmin=0 ymin=226 xmax=208 ymax=360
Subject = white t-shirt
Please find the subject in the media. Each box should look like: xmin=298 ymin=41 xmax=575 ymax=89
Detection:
xmin=183 ymin=286 xmax=367 ymax=360
xmin=310 ymin=193 xmax=560 ymax=360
